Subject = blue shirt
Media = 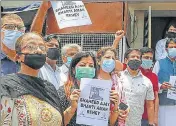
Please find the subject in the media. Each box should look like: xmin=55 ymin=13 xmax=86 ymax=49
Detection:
xmin=0 ymin=51 xmax=19 ymax=76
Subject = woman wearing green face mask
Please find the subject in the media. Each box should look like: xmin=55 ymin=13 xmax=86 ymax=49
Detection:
xmin=97 ymin=47 xmax=129 ymax=126
xmin=58 ymin=51 xmax=120 ymax=126
xmin=58 ymin=51 xmax=97 ymax=126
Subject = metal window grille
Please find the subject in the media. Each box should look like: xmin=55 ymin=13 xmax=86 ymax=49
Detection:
xmin=56 ymin=33 xmax=123 ymax=66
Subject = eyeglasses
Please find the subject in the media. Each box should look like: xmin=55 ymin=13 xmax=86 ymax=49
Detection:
xmin=2 ymin=24 xmax=26 ymax=32
xmin=21 ymin=44 xmax=46 ymax=53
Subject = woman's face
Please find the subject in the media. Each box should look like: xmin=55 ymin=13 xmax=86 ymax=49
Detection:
xmin=76 ymin=56 xmax=94 ymax=68
xmin=100 ymin=50 xmax=115 ymax=66
xmin=74 ymin=56 xmax=96 ymax=81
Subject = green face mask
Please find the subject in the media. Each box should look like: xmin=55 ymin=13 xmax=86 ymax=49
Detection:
xmin=75 ymin=67 xmax=96 ymax=80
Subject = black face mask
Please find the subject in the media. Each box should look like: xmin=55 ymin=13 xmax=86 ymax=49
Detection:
xmin=166 ymin=31 xmax=176 ymax=38
xmin=21 ymin=54 xmax=46 ymax=70
xmin=127 ymin=59 xmax=141 ymax=70
xmin=47 ymin=48 xmax=60 ymax=60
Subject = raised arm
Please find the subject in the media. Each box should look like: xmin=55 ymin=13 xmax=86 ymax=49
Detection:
xmin=30 ymin=1 xmax=51 ymax=34
xmin=112 ymin=30 xmax=124 ymax=49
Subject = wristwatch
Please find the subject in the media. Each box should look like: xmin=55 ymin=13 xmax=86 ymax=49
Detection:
xmin=148 ymin=124 xmax=155 ymax=126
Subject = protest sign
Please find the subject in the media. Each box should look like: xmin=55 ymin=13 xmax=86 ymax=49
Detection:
xmin=167 ymin=76 xmax=176 ymax=100
xmin=76 ymin=78 xmax=112 ymax=126
xmin=51 ymin=1 xmax=92 ymax=29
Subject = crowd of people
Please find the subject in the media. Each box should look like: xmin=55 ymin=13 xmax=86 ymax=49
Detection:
xmin=1 ymin=1 xmax=176 ymax=126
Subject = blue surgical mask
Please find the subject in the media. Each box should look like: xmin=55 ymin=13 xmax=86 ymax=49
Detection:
xmin=2 ymin=30 xmax=24 ymax=50
xmin=101 ymin=59 xmax=115 ymax=73
xmin=168 ymin=48 xmax=176 ymax=59
xmin=141 ymin=59 xmax=153 ymax=69
xmin=66 ymin=56 xmax=72 ymax=67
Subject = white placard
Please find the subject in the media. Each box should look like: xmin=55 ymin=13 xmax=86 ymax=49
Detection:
xmin=167 ymin=76 xmax=176 ymax=100
xmin=51 ymin=1 xmax=92 ymax=29
xmin=76 ymin=78 xmax=112 ymax=126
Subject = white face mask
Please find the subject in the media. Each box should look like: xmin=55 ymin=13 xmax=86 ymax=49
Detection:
xmin=2 ymin=30 xmax=24 ymax=50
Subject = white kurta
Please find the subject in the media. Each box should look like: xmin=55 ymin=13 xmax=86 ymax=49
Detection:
xmin=155 ymin=38 xmax=167 ymax=61
xmin=159 ymin=106 xmax=176 ymax=126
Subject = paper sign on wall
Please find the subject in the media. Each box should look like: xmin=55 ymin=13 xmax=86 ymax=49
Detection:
xmin=76 ymin=78 xmax=112 ymax=126
xmin=51 ymin=1 xmax=92 ymax=29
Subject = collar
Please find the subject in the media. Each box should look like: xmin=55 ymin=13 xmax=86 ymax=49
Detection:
xmin=140 ymin=67 xmax=152 ymax=75
xmin=45 ymin=63 xmax=60 ymax=72
xmin=165 ymin=56 xmax=176 ymax=63
xmin=60 ymin=64 xmax=69 ymax=74
xmin=124 ymin=68 xmax=143 ymax=78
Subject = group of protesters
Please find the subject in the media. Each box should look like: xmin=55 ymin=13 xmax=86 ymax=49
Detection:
xmin=1 ymin=1 xmax=176 ymax=126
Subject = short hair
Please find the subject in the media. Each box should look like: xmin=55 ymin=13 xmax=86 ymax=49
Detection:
xmin=15 ymin=32 xmax=43 ymax=54
xmin=124 ymin=48 xmax=141 ymax=59
xmin=61 ymin=43 xmax=81 ymax=56
xmin=165 ymin=38 xmax=176 ymax=48
xmin=96 ymin=46 xmax=117 ymax=63
xmin=140 ymin=47 xmax=153 ymax=55
xmin=168 ymin=19 xmax=176 ymax=29
xmin=44 ymin=34 xmax=60 ymax=43
xmin=1 ymin=13 xmax=23 ymax=26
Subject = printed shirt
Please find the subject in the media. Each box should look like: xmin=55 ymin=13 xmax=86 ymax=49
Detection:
xmin=120 ymin=69 xmax=154 ymax=126
xmin=1 ymin=95 xmax=62 ymax=126
xmin=38 ymin=63 xmax=66 ymax=90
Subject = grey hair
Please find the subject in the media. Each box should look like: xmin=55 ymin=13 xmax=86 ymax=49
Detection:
xmin=61 ymin=43 xmax=82 ymax=55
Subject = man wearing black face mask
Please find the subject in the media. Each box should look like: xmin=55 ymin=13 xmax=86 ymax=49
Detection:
xmin=38 ymin=34 xmax=63 ymax=90
xmin=120 ymin=48 xmax=155 ymax=126
xmin=155 ymin=21 xmax=176 ymax=61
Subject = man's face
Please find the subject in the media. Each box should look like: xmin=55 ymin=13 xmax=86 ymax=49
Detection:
xmin=45 ymin=38 xmax=60 ymax=62
xmin=45 ymin=38 xmax=59 ymax=49
xmin=1 ymin=17 xmax=25 ymax=40
xmin=168 ymin=26 xmax=176 ymax=33
xmin=142 ymin=52 xmax=153 ymax=60
xmin=125 ymin=50 xmax=141 ymax=71
xmin=166 ymin=40 xmax=176 ymax=59
xmin=62 ymin=47 xmax=78 ymax=63
xmin=125 ymin=50 xmax=141 ymax=64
